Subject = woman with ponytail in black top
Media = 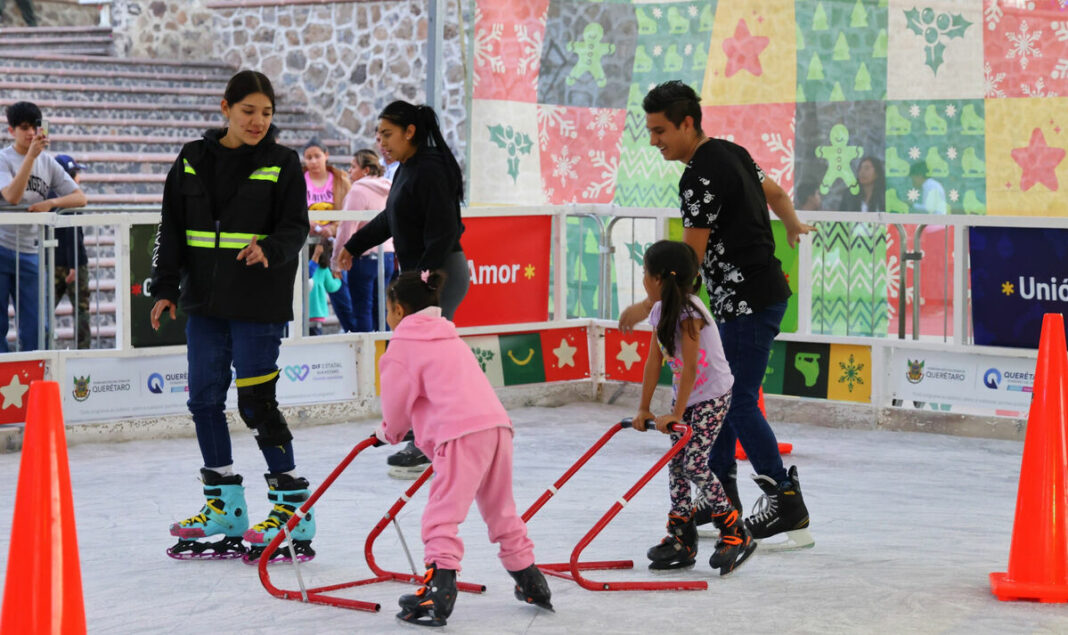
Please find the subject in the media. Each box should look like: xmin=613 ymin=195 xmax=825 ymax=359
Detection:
xmin=337 ymin=100 xmax=469 ymax=476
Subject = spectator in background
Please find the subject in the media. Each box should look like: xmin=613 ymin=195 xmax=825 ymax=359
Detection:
xmin=840 ymin=156 xmax=885 ymax=212
xmin=0 ymin=0 xmax=37 ymax=26
xmin=794 ymin=179 xmax=822 ymax=211
xmin=0 ymin=101 xmax=87 ymax=352
xmin=380 ymin=140 xmax=399 ymax=181
xmin=909 ymin=161 xmax=947 ymax=215
xmin=52 ymin=154 xmax=91 ymax=349
xmin=303 ymin=138 xmax=357 ymax=332
xmin=336 ymin=148 xmax=394 ymax=331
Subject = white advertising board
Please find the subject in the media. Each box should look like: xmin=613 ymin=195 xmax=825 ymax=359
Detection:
xmin=890 ymin=348 xmax=1036 ymax=410
xmin=63 ymin=341 xmax=357 ymax=423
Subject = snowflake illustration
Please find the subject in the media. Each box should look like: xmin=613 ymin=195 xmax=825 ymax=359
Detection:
xmin=984 ymin=61 xmax=1007 ymax=98
xmin=1055 ymin=21 xmax=1068 ymax=42
xmin=907 ymin=188 xmax=920 ymax=202
xmin=652 ymin=7 xmax=663 ymax=19
xmin=984 ymin=1 xmax=1004 ymax=31
xmin=473 ymin=9 xmax=505 ymax=88
xmin=908 ymin=146 xmax=921 ymax=160
xmin=949 ymin=189 xmax=959 ymax=202
xmin=1054 ymin=58 xmax=1068 ymax=79
xmin=551 ymin=146 xmax=580 ymax=186
xmin=947 ymin=146 xmax=958 ymax=160
xmin=761 ymin=120 xmax=795 ymax=186
xmin=1005 ymin=19 xmax=1042 ymax=71
xmin=537 ymin=106 xmax=576 ymax=151
xmin=514 ymin=24 xmax=543 ymax=76
xmin=1022 ymin=77 xmax=1057 ymax=97
xmin=653 ymin=45 xmax=663 ymax=57
xmin=582 ymin=150 xmax=619 ymax=200
xmin=837 ymin=354 xmax=865 ymax=393
xmin=586 ymin=109 xmax=619 ymax=140
xmin=684 ymin=43 xmax=693 ymax=56
xmin=1002 ymin=280 xmax=1015 ymax=295
xmin=909 ymin=104 xmax=921 ymax=117
xmin=945 ymin=104 xmax=957 ymax=118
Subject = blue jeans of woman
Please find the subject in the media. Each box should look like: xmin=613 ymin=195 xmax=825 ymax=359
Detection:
xmin=185 ymin=314 xmax=294 ymax=473
xmin=0 ymin=245 xmax=41 ymax=352
xmin=327 ymin=270 xmax=358 ymax=332
xmin=350 ymin=252 xmax=395 ymax=331
xmin=709 ymin=301 xmax=788 ymax=485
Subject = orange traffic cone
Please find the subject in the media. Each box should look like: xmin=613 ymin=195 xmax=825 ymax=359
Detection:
xmin=1 ymin=381 xmax=86 ymax=632
xmin=990 ymin=313 xmax=1068 ymax=603
xmin=735 ymin=387 xmax=794 ymax=460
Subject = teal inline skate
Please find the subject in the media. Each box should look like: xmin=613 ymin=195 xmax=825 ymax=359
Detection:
xmin=242 ymin=473 xmax=317 ymax=564
xmin=167 ymin=468 xmax=249 ymax=560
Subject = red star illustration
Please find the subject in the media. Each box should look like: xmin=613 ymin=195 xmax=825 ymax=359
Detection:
xmin=131 ymin=283 xmax=142 ymax=296
xmin=1011 ymin=128 xmax=1066 ymax=192
xmin=723 ymin=19 xmax=769 ymax=78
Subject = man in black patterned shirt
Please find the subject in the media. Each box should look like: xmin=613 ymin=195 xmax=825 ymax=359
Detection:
xmin=619 ymin=81 xmax=816 ymax=551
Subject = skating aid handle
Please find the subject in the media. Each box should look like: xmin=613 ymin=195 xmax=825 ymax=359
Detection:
xmin=368 ymin=431 xmax=387 ymax=447
xmin=620 ymin=417 xmax=687 ymax=434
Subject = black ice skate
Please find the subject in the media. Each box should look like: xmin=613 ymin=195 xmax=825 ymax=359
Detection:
xmin=646 ymin=513 xmax=697 ymax=570
xmin=387 ymin=440 xmax=430 ymax=480
xmin=694 ymin=465 xmax=741 ymax=538
xmin=744 ymin=465 xmax=814 ymax=552
xmin=508 ymin=564 xmax=553 ymax=611
xmin=397 ymin=563 xmax=457 ymax=627
xmin=708 ymin=509 xmax=757 ymax=576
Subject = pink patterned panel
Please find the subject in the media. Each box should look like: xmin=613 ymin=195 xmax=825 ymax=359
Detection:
xmin=537 ymin=105 xmax=626 ymax=204
xmin=983 ymin=2 xmax=1068 ymax=98
xmin=473 ymin=0 xmax=550 ymax=102
xmin=700 ymin=103 xmax=797 ymax=194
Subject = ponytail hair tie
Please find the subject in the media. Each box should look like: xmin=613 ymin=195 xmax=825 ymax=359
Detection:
xmin=420 ymin=270 xmax=430 ymax=283
xmin=668 ymin=270 xmax=677 ymax=276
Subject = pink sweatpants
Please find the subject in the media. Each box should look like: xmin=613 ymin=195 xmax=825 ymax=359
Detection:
xmin=421 ymin=426 xmax=535 ymax=572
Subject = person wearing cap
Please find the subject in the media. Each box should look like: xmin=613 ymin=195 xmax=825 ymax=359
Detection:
xmin=51 ymin=154 xmax=91 ymax=349
xmin=0 ymin=101 xmax=87 ymax=352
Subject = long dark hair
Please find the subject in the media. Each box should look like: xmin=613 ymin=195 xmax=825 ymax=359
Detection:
xmin=644 ymin=240 xmax=703 ymax=357
xmin=224 ymin=70 xmax=276 ymax=109
xmin=387 ymin=270 xmax=444 ymax=315
xmin=858 ymin=156 xmax=885 ymax=212
xmin=379 ymin=100 xmax=463 ymax=203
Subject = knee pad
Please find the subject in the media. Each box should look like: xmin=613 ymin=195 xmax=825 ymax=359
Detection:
xmin=237 ymin=374 xmax=292 ymax=449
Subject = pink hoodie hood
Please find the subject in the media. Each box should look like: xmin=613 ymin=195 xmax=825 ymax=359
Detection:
xmin=376 ymin=309 xmax=511 ymax=454
xmin=336 ymin=175 xmax=394 ymax=262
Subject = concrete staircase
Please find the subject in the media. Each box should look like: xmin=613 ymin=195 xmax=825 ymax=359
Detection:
xmin=0 ymin=27 xmax=347 ymax=347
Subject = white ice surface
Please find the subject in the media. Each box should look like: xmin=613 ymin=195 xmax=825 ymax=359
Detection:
xmin=2 ymin=401 xmax=1067 ymax=634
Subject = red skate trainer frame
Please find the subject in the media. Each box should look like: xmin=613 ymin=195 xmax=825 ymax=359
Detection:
xmin=522 ymin=419 xmax=707 ymax=591
xmin=257 ymin=435 xmax=486 ymax=612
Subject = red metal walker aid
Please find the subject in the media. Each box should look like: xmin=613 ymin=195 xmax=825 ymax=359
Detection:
xmin=257 ymin=434 xmax=486 ymax=612
xmin=521 ymin=418 xmax=708 ymax=592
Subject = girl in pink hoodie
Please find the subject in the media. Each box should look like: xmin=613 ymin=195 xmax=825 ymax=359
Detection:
xmin=375 ymin=271 xmax=552 ymax=627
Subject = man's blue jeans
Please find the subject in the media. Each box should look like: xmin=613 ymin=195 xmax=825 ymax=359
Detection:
xmin=0 ymin=245 xmax=41 ymax=352
xmin=709 ymin=301 xmax=788 ymax=485
xmin=186 ymin=314 xmax=293 ymax=473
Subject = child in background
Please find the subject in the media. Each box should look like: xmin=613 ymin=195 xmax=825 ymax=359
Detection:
xmin=374 ymin=271 xmax=552 ymax=627
xmin=633 ymin=240 xmax=756 ymax=576
xmin=307 ymin=243 xmax=340 ymax=335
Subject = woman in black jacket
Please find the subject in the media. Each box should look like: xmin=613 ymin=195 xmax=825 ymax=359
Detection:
xmin=337 ymin=100 xmax=470 ymax=477
xmin=150 ymin=70 xmax=316 ymax=563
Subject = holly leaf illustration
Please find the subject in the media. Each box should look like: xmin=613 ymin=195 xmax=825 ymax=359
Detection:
xmin=514 ymin=131 xmax=534 ymax=156
xmin=944 ymin=13 xmax=971 ymax=39
xmin=623 ymin=240 xmax=650 ymax=265
xmin=507 ymin=157 xmax=521 ymax=183
xmin=487 ymin=124 xmax=509 ymax=151
xmin=924 ymin=41 xmax=946 ymax=74
xmin=904 ymin=7 xmax=924 ymax=36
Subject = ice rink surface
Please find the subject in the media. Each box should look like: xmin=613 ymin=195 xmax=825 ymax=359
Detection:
xmin=2 ymin=401 xmax=1067 ymax=634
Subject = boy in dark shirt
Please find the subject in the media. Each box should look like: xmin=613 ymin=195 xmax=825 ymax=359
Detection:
xmin=619 ymin=81 xmax=816 ymax=551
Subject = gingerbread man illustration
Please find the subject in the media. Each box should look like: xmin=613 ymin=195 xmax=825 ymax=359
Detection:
xmin=814 ymin=123 xmax=863 ymax=195
xmin=566 ymin=22 xmax=615 ymax=87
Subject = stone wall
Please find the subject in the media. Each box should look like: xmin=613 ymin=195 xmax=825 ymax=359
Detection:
xmin=1 ymin=1 xmax=98 ymax=26
xmin=108 ymin=0 xmax=468 ymax=159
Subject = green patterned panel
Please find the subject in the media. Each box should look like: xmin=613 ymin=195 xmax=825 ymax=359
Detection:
xmin=796 ymin=0 xmax=888 ymax=102
xmin=810 ymin=221 xmax=889 ymax=336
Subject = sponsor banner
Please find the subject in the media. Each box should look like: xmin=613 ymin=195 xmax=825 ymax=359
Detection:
xmin=970 ymin=226 xmax=1068 ymax=349
xmin=0 ymin=360 xmax=47 ymax=425
xmin=63 ymin=342 xmax=357 ymax=423
xmin=452 ymin=216 xmax=552 ymax=327
xmin=890 ymin=348 xmax=1035 ymax=410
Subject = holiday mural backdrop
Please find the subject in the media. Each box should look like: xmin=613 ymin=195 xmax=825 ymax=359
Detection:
xmin=468 ymin=0 xmax=1068 ymax=339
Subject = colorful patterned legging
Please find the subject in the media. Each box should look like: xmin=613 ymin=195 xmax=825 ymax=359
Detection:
xmin=668 ymin=393 xmax=732 ymax=518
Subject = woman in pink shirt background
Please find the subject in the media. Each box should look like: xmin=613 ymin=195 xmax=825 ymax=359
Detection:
xmin=374 ymin=271 xmax=552 ymax=627
xmin=303 ymin=139 xmax=355 ymax=332
xmin=334 ymin=148 xmax=394 ymax=331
